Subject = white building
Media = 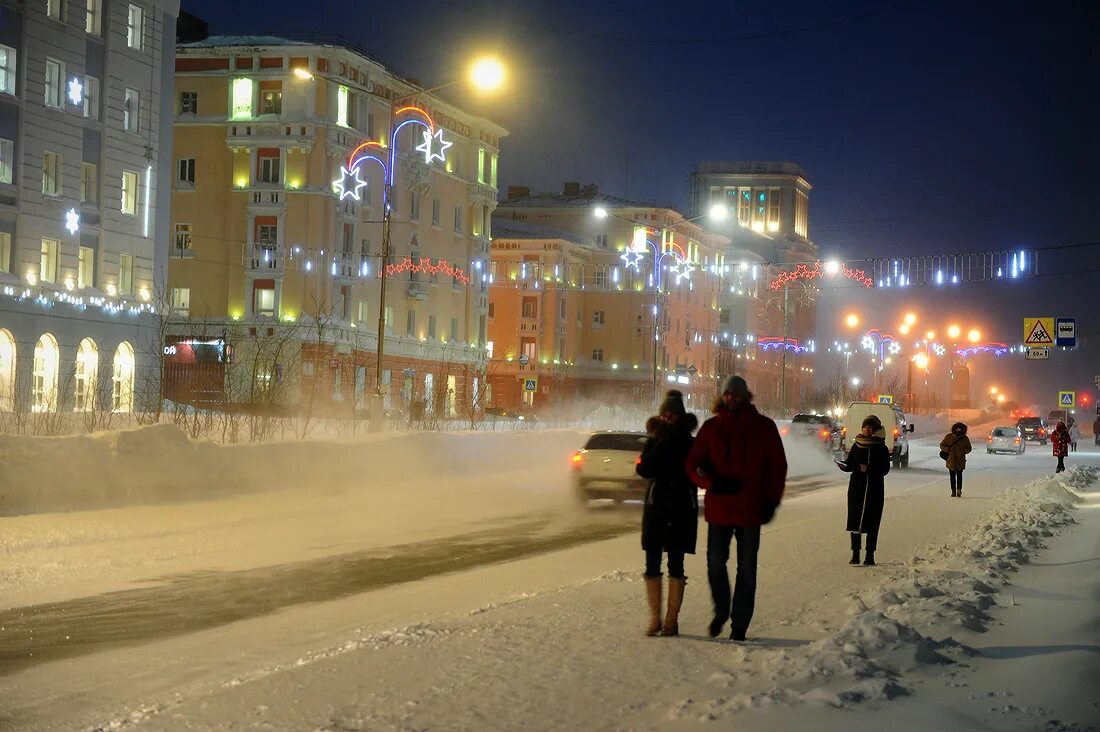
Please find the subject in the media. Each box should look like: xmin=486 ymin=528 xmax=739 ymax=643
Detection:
xmin=0 ymin=0 xmax=179 ymax=417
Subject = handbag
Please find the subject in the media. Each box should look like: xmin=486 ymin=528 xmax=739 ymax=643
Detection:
xmin=939 ymin=435 xmax=959 ymax=461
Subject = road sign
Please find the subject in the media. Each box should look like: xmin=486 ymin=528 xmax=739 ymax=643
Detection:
xmin=517 ymin=353 xmax=529 ymax=366
xmin=1025 ymin=347 xmax=1050 ymax=360
xmin=1058 ymin=391 xmax=1075 ymax=407
xmin=877 ymin=394 xmax=894 ymax=405
xmin=1056 ymin=318 xmax=1077 ymax=347
xmin=687 ymin=364 xmax=697 ymax=376
xmin=1023 ymin=317 xmax=1054 ymax=345
xmin=523 ymin=377 xmax=538 ymax=392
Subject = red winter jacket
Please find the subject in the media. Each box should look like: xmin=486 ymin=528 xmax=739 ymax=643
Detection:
xmin=1052 ymin=427 xmax=1070 ymax=458
xmin=685 ymin=403 xmax=788 ymax=527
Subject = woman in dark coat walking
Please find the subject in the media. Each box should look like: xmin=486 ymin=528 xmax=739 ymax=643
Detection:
xmin=837 ymin=415 xmax=892 ymax=566
xmin=1052 ymin=421 xmax=1070 ymax=473
xmin=636 ymin=390 xmax=699 ymax=636
xmin=940 ymin=422 xmax=973 ymax=497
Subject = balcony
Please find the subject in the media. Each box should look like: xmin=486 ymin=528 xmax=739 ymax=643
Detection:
xmin=334 ymin=250 xmax=358 ymax=279
xmin=467 ymin=182 xmax=497 ymax=206
xmin=227 ymin=124 xmax=313 ymax=151
xmin=245 ymin=243 xmax=285 ymax=274
xmin=249 ymin=189 xmax=285 ymax=207
xmin=406 ymin=282 xmax=429 ymax=301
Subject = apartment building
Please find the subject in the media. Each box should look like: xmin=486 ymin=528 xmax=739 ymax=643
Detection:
xmin=167 ymin=36 xmax=506 ymax=418
xmin=0 ymin=0 xmax=178 ymax=416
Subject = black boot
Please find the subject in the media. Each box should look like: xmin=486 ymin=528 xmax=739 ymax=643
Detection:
xmin=708 ymin=616 xmax=725 ymax=638
xmin=849 ymin=533 xmax=861 ymax=564
xmin=729 ymin=626 xmax=747 ymax=641
xmin=863 ymin=551 xmax=876 ymax=566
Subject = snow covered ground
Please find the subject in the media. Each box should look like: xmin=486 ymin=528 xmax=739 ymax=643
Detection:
xmin=1 ymin=425 xmax=1097 ymax=731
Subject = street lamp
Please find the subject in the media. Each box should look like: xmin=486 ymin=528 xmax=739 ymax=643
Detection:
xmin=468 ymin=57 xmax=506 ymax=91
xmin=967 ymin=328 xmax=981 ymax=344
xmin=845 ymin=313 xmax=860 ymax=329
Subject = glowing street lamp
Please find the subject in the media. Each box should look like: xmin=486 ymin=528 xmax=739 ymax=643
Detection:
xmin=593 ymin=206 xmax=609 ymax=219
xmin=825 ymin=260 xmax=840 ymax=275
xmin=468 ymin=57 xmax=506 ymax=92
xmin=708 ymin=203 xmax=729 ymax=222
xmin=997 ymin=393 xmax=1006 ymax=404
xmin=904 ymin=312 xmax=917 ymax=326
xmin=913 ymin=353 xmax=930 ymax=370
xmin=845 ymin=313 xmax=860 ymax=329
xmin=947 ymin=324 xmax=961 ymax=340
xmin=967 ymin=328 xmax=981 ymax=343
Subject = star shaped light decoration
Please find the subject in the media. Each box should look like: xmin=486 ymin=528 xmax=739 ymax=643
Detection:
xmin=619 ymin=249 xmax=644 ymax=270
xmin=888 ymin=341 xmax=902 ymax=356
xmin=861 ymin=335 xmax=875 ymax=351
xmin=67 ymin=77 xmax=84 ymax=106
xmin=64 ymin=208 xmax=80 ymax=235
xmin=671 ymin=260 xmax=694 ymax=285
xmin=332 ymin=165 xmax=368 ymax=201
xmin=415 ymin=128 xmax=452 ymax=165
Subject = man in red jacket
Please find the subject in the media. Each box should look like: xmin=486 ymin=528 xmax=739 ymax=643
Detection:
xmin=685 ymin=375 xmax=787 ymax=641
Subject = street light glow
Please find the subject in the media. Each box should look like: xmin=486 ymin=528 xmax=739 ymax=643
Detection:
xmin=469 ymin=57 xmax=506 ymax=92
xmin=708 ymin=203 xmax=728 ymax=222
xmin=845 ymin=313 xmax=859 ymax=328
xmin=293 ymin=67 xmax=314 ymax=80
xmin=851 ymin=377 xmax=861 ymax=386
xmin=990 ymin=386 xmax=998 ymax=394
xmin=825 ymin=260 xmax=840 ymax=275
xmin=967 ymin=328 xmax=981 ymax=343
xmin=947 ymin=324 xmax=961 ymax=340
xmin=593 ymin=206 xmax=609 ymax=219
xmin=904 ymin=312 xmax=917 ymax=326
xmin=926 ymin=330 xmax=936 ymax=340
xmin=913 ymin=353 xmax=929 ymax=370
xmin=899 ymin=323 xmax=910 ymax=335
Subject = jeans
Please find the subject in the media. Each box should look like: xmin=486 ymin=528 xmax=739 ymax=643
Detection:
xmin=950 ymin=470 xmax=963 ymax=493
xmin=645 ymin=547 xmax=685 ymax=579
xmin=707 ymin=524 xmax=761 ymax=631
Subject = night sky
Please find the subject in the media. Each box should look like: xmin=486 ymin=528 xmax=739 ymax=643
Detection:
xmin=183 ymin=0 xmax=1099 ymax=411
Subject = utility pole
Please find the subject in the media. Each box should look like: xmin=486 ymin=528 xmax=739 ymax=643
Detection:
xmin=780 ymin=284 xmax=789 ymax=415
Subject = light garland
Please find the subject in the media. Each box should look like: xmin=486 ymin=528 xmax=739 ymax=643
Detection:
xmin=385 ymin=256 xmax=471 ymax=286
xmin=769 ymin=261 xmax=874 ymax=291
xmin=67 ymin=77 xmax=83 ymax=106
xmin=1 ymin=284 xmax=156 ymax=316
xmin=64 ymin=208 xmax=80 ymax=235
xmin=956 ymin=341 xmax=1010 ymax=358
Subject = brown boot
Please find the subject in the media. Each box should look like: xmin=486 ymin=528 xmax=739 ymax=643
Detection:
xmin=644 ymin=575 xmax=663 ymax=636
xmin=662 ymin=577 xmax=686 ymax=636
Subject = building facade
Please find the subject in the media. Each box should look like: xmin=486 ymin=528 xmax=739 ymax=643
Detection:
xmin=0 ymin=0 xmax=178 ymax=419
xmin=167 ymin=37 xmax=506 ymax=419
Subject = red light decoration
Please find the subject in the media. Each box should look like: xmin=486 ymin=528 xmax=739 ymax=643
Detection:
xmin=385 ymin=256 xmax=471 ymax=286
xmin=769 ymin=261 xmax=874 ymax=291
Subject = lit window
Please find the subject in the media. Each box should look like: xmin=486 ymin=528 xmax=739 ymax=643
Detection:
xmin=477 ymin=148 xmax=485 ymax=184
xmin=121 ymin=171 xmax=138 ymax=214
xmin=179 ymin=90 xmax=197 ymax=114
xmin=81 ymin=162 xmax=97 ymax=204
xmin=83 ymin=76 xmax=99 ymax=119
xmin=490 ymin=154 xmax=498 ymax=187
xmin=118 ymin=252 xmax=133 ymax=294
xmin=174 ymin=223 xmax=192 ymax=254
xmin=230 ymin=78 xmax=253 ymax=119
xmin=0 ymin=45 xmax=16 ymax=95
xmin=0 ymin=138 xmax=12 ymax=184
xmin=254 ymin=287 xmax=275 ymax=317
xmin=42 ymin=151 xmax=62 ymax=196
xmin=111 ymin=342 xmax=135 ymax=413
xmin=40 ymin=238 xmax=59 ymax=283
xmin=592 ymin=349 xmax=603 ymax=362
xmin=337 ymin=85 xmax=350 ymax=127
xmin=78 ymin=246 xmax=93 ymax=288
xmin=47 ymin=0 xmax=63 ymax=22
xmin=44 ymin=58 xmax=64 ymax=108
xmin=172 ymin=287 xmax=190 ymax=317
xmin=32 ymin=334 xmax=60 ymax=413
xmin=123 ymin=88 xmax=139 ymax=132
xmin=260 ymin=82 xmax=282 ymax=115
xmin=177 ymin=158 xmax=195 ymax=185
xmin=0 ymin=327 xmax=15 ymax=412
xmin=74 ymin=338 xmax=98 ymax=412
xmin=85 ymin=0 xmax=101 ymax=35
xmin=0 ymin=232 xmax=10 ymax=273
xmin=258 ymin=152 xmax=280 ymax=183
xmin=126 ymin=4 xmax=144 ymax=50
xmin=431 ymin=198 xmax=440 ymax=226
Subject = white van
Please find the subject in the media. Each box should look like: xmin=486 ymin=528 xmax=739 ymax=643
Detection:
xmin=845 ymin=401 xmax=915 ymax=468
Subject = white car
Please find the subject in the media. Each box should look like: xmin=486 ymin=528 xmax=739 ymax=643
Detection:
xmin=572 ymin=431 xmax=649 ymax=503
xmin=845 ymin=401 xmax=915 ymax=468
xmin=987 ymin=426 xmax=1026 ymax=454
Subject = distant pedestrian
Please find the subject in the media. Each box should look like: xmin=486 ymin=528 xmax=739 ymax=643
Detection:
xmin=939 ymin=422 xmax=973 ymax=497
xmin=1052 ymin=421 xmax=1071 ymax=473
xmin=685 ymin=376 xmax=787 ymax=642
xmin=636 ymin=390 xmax=699 ymax=637
xmin=1069 ymin=423 xmax=1081 ymax=452
xmin=838 ymin=415 xmax=892 ymax=566
xmin=1093 ymin=416 xmax=1100 ymax=447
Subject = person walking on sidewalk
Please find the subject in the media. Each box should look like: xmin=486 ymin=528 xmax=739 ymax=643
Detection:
xmin=635 ymin=390 xmax=699 ymax=637
xmin=685 ymin=376 xmax=787 ymax=642
xmin=837 ymin=415 xmax=892 ymax=566
xmin=1069 ymin=422 xmax=1081 ymax=452
xmin=1052 ymin=421 xmax=1071 ymax=473
xmin=939 ymin=422 xmax=973 ymax=497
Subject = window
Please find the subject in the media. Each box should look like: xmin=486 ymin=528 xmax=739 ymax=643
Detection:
xmin=337 ymin=85 xmax=350 ymax=127
xmin=179 ymin=91 xmax=197 ymax=114
xmin=230 ymin=78 xmax=252 ymax=119
xmin=0 ymin=45 xmax=16 ymax=95
xmin=0 ymin=327 xmax=13 ymax=411
xmin=595 ymin=234 xmax=608 ymax=249
xmin=431 ymin=198 xmax=440 ymax=226
xmin=118 ymin=253 xmax=133 ymax=294
xmin=487 ymin=301 xmax=495 ymax=318
xmin=172 ymin=287 xmax=190 ymax=316
xmin=121 ymin=171 xmax=138 ymax=214
xmin=592 ymin=309 xmax=605 ymax=327
xmin=767 ymin=189 xmax=781 ymax=232
xmin=177 ymin=158 xmax=195 ymax=185
xmin=450 ymin=317 xmax=458 ymax=342
xmin=74 ymin=339 xmax=98 ymax=412
xmin=490 ymin=154 xmax=498 ymax=188
xmin=385 ymin=305 xmax=393 ymax=330
xmin=521 ymin=297 xmax=537 ymax=318
xmin=410 ymin=192 xmax=420 ymax=220
xmin=47 ymin=0 xmax=64 ymax=22
xmin=44 ymin=58 xmax=64 ymax=108
xmin=83 ymin=76 xmax=99 ymax=119
xmin=78 ymin=246 xmax=93 ymax=288
xmin=111 ymin=342 xmax=134 ymax=413
xmin=594 ymin=267 xmax=607 ymax=287
xmin=0 ymin=232 xmax=10 ymax=272
xmin=0 ymin=138 xmax=12 ymax=184
xmin=453 ymin=206 xmax=462 ymax=232
xmin=520 ymin=338 xmax=536 ymax=362
xmin=477 ymin=148 xmax=485 ymax=183
xmin=40 ymin=238 xmax=59 ymax=283
xmin=256 ymin=223 xmax=277 ymax=247
xmin=428 ymin=314 xmax=436 ymax=338
xmin=260 ymin=82 xmax=282 ymax=115
xmin=258 ymin=151 xmax=280 ymax=183
xmin=591 ymin=349 xmax=604 ymax=362
xmin=123 ymin=88 xmax=139 ymax=132
xmin=254 ymin=287 xmax=275 ymax=316
xmin=85 ymin=0 xmax=101 ymax=35
xmin=42 ymin=151 xmax=62 ymax=196
xmin=406 ymin=310 xmax=415 ymax=336
xmin=32 ymin=334 xmax=60 ymax=413
xmin=357 ymin=300 xmax=368 ymax=324
xmin=81 ymin=162 xmax=96 ymax=204
xmin=126 ymin=4 xmax=144 ymax=50
xmin=174 ymin=223 xmax=192 ymax=254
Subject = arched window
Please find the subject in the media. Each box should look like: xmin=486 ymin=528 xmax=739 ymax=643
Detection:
xmin=111 ymin=341 xmax=135 ymax=413
xmin=74 ymin=338 xmax=99 ymax=412
xmin=0 ymin=328 xmax=15 ymax=412
xmin=32 ymin=333 xmax=60 ymax=413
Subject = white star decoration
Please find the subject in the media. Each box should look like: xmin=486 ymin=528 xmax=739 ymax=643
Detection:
xmin=64 ymin=208 xmax=80 ymax=235
xmin=67 ymin=77 xmax=83 ymax=106
xmin=332 ymin=166 xmax=368 ymax=201
xmin=888 ymin=341 xmax=902 ymax=355
xmin=415 ymin=128 xmax=452 ymax=165
xmin=861 ymin=336 xmax=875 ymax=351
xmin=671 ymin=260 xmax=694 ymax=284
xmin=619 ymin=250 xmax=643 ymax=270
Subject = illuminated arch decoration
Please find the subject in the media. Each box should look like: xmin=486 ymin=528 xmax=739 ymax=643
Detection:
xmin=956 ymin=341 xmax=1010 ymax=358
xmin=629 ymin=226 xmax=691 ymax=290
xmin=769 ymin=261 xmax=874 ymax=291
xmin=758 ymin=337 xmax=810 ymax=354
xmin=385 ymin=257 xmax=471 ymax=286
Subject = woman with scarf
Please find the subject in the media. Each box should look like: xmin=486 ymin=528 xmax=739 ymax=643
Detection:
xmin=635 ymin=390 xmax=699 ymax=636
xmin=939 ymin=422 xmax=973 ymax=497
xmin=837 ymin=415 xmax=892 ymax=566
xmin=1052 ymin=421 xmax=1071 ymax=473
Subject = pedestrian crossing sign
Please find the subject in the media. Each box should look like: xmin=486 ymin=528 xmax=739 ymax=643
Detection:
xmin=523 ymin=378 xmax=538 ymax=392
xmin=877 ymin=394 xmax=893 ymax=404
xmin=1023 ymin=317 xmax=1054 ymax=345
xmin=1059 ymin=391 xmax=1075 ymax=407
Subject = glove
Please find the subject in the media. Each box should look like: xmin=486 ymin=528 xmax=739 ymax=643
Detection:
xmin=708 ymin=477 xmax=741 ymax=495
xmin=759 ymin=500 xmax=779 ymax=525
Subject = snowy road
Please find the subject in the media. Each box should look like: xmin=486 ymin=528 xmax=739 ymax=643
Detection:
xmin=2 ymin=428 xmax=1097 ymax=731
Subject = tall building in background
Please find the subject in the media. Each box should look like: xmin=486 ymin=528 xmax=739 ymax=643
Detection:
xmin=0 ymin=0 xmax=179 ymax=417
xmin=167 ymin=37 xmax=506 ymax=419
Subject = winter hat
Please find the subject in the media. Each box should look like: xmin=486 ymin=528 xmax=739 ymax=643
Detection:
xmin=659 ymin=389 xmax=686 ymax=416
xmin=862 ymin=415 xmax=883 ymax=431
xmin=720 ymin=375 xmax=750 ymax=397
xmin=952 ymin=422 xmax=968 ymax=434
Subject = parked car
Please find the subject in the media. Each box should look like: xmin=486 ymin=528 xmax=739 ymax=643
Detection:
xmin=987 ymin=426 xmax=1025 ymax=454
xmin=1016 ymin=416 xmax=1048 ymax=445
xmin=789 ymin=413 xmax=845 ymax=454
xmin=572 ymin=431 xmax=649 ymax=503
xmin=845 ymin=401 xmax=915 ymax=468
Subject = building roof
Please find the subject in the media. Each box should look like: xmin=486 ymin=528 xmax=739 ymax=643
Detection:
xmin=490 ymin=219 xmax=598 ymax=249
xmin=499 ymin=187 xmax=677 ymax=212
xmin=694 ymin=161 xmax=809 ymax=179
xmin=179 ymin=35 xmax=308 ymax=48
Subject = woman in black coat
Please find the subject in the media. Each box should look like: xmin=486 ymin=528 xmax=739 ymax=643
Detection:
xmin=635 ymin=390 xmax=699 ymax=637
xmin=836 ymin=415 xmax=892 ymax=566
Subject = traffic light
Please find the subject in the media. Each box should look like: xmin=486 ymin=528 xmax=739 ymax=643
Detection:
xmin=1081 ymin=393 xmax=1091 ymax=406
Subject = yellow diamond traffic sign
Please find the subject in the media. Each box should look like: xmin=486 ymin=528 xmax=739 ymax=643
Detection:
xmin=1023 ymin=317 xmax=1054 ymax=346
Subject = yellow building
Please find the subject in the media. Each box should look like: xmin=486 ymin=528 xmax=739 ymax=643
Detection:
xmin=167 ymin=37 xmax=506 ymax=419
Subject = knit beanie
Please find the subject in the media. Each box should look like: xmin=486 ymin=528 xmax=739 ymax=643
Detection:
xmin=659 ymin=389 xmax=686 ymax=416
xmin=720 ymin=375 xmax=750 ymax=397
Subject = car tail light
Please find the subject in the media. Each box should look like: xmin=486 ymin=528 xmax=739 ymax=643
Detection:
xmin=1039 ymin=428 xmax=1047 ymax=436
xmin=820 ymin=429 xmax=830 ymax=439
xmin=987 ymin=436 xmax=993 ymax=443
xmin=636 ymin=455 xmax=642 ymax=465
xmin=780 ymin=427 xmax=790 ymax=436
xmin=1014 ymin=438 xmax=1021 ymax=444
xmin=571 ymin=451 xmax=584 ymax=470
xmin=893 ymin=428 xmax=900 ymax=438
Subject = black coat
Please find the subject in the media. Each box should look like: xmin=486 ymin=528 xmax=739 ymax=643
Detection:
xmin=636 ymin=420 xmax=699 ymax=555
xmin=840 ymin=436 xmax=891 ymax=535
